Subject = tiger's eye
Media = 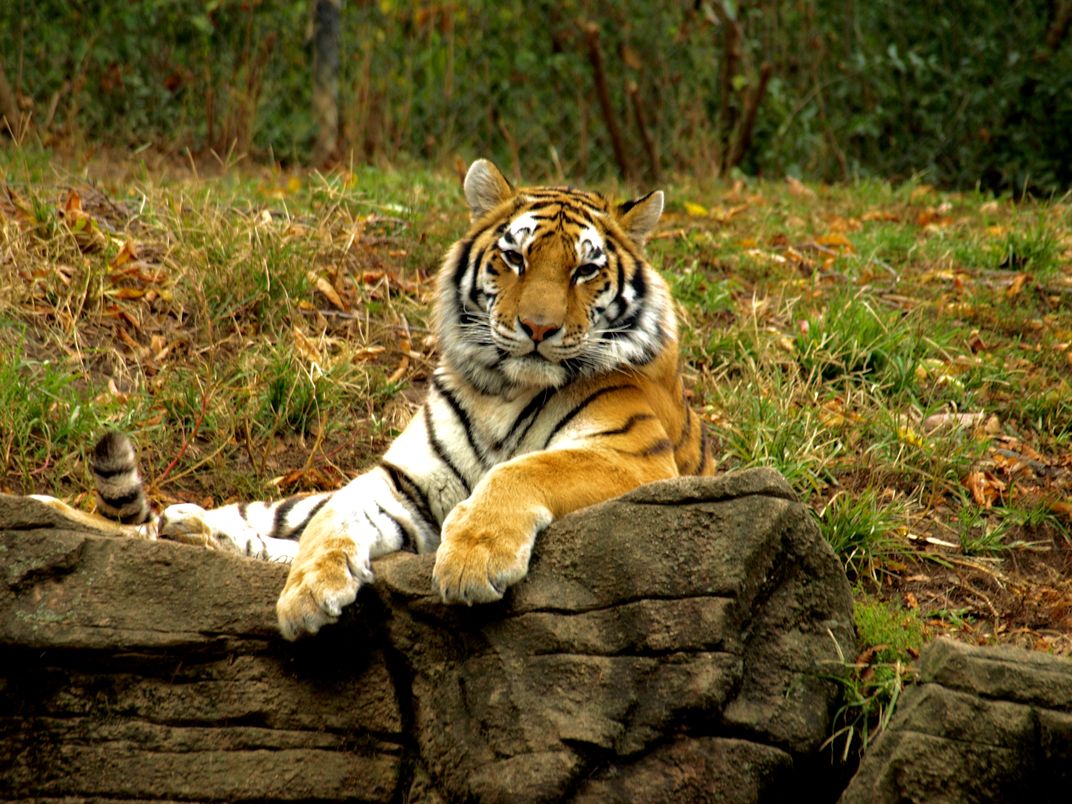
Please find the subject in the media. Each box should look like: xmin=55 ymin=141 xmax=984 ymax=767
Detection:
xmin=574 ymin=263 xmax=600 ymax=281
xmin=501 ymin=250 xmax=523 ymax=268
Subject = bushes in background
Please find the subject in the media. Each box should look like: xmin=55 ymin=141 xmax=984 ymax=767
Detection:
xmin=1 ymin=0 xmax=1069 ymax=193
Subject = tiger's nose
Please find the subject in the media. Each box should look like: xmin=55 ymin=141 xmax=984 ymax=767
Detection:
xmin=518 ymin=317 xmax=561 ymax=343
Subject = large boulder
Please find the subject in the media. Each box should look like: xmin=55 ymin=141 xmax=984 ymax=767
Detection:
xmin=0 ymin=468 xmax=854 ymax=802
xmin=840 ymin=637 xmax=1072 ymax=803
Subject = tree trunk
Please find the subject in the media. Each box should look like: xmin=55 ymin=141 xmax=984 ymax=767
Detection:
xmin=0 ymin=64 xmax=22 ymax=139
xmin=312 ymin=0 xmax=341 ymax=165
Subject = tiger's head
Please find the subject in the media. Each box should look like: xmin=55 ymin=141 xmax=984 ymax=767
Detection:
xmin=436 ymin=159 xmax=674 ymax=394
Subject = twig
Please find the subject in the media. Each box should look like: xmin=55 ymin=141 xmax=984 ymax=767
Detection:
xmin=154 ymin=385 xmax=213 ymax=489
xmin=627 ymin=80 xmax=660 ymax=183
xmin=583 ymin=21 xmax=633 ymax=181
xmin=386 ymin=316 xmax=413 ymax=384
xmin=495 ymin=111 xmax=522 ymax=184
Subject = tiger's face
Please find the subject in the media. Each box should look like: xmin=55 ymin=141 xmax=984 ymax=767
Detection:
xmin=437 ymin=160 xmax=673 ymax=394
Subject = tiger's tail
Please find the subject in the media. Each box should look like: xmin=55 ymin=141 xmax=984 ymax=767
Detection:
xmin=91 ymin=431 xmax=152 ymax=525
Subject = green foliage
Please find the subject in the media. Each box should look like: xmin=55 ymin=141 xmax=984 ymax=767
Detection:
xmin=854 ymin=596 xmax=926 ymax=659
xmin=258 ymin=353 xmax=332 ymax=437
xmin=3 ymin=1 xmax=1068 ymax=191
xmin=993 ymin=222 xmax=1060 ymax=277
xmin=0 ymin=337 xmax=115 ymax=492
xmin=818 ymin=490 xmax=909 ymax=580
xmin=825 ymin=596 xmax=925 ymax=759
xmin=713 ymin=369 xmax=842 ymax=497
xmin=794 ymin=293 xmax=929 ymax=394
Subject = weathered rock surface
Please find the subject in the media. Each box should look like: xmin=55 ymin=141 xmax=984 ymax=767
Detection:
xmin=0 ymin=468 xmax=855 ymax=802
xmin=840 ymin=637 xmax=1072 ymax=803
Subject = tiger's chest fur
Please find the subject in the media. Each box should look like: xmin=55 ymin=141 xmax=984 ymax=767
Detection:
xmin=386 ymin=339 xmax=708 ymax=529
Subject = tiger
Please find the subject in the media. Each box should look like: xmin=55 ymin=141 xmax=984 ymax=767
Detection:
xmin=34 ymin=159 xmax=715 ymax=641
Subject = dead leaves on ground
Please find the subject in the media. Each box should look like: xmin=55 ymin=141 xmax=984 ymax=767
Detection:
xmin=62 ymin=190 xmax=107 ymax=252
xmin=967 ymin=434 xmax=1072 ymax=520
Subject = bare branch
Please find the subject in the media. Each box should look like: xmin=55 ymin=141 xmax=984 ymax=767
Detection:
xmin=627 ymin=81 xmax=660 ymax=183
xmin=727 ymin=62 xmax=773 ymax=171
xmin=583 ymin=22 xmax=633 ymax=181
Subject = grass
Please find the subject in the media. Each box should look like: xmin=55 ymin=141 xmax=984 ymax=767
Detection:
xmin=825 ymin=595 xmax=926 ymax=761
xmin=2 ymin=145 xmax=1071 ymax=754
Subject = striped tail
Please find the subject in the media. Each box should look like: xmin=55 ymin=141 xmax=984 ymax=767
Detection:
xmin=91 ymin=431 xmax=152 ymax=525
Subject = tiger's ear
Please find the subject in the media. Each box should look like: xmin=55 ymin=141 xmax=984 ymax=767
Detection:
xmin=616 ymin=190 xmax=664 ymax=244
xmin=464 ymin=159 xmax=514 ymax=218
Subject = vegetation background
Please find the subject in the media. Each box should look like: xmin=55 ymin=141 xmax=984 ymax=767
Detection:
xmin=2 ymin=0 xmax=1070 ymax=193
xmin=2 ymin=0 xmax=1071 ymax=761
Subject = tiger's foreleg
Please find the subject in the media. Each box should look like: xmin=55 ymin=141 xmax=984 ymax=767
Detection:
xmin=274 ymin=466 xmax=437 ymax=640
xmin=432 ymin=440 xmax=677 ymax=604
xmin=154 ymin=498 xmax=335 ymax=562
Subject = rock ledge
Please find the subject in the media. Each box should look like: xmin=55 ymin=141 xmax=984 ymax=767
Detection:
xmin=1 ymin=469 xmax=854 ymax=802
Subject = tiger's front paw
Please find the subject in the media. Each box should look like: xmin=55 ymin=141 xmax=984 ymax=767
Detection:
xmin=159 ymin=503 xmax=260 ymax=556
xmin=276 ymin=538 xmax=373 ymax=640
xmin=432 ymin=501 xmax=551 ymax=605
xmin=158 ymin=503 xmax=216 ymax=546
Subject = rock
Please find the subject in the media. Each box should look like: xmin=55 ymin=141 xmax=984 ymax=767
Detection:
xmin=840 ymin=638 xmax=1072 ymax=803
xmin=0 ymin=469 xmax=855 ymax=802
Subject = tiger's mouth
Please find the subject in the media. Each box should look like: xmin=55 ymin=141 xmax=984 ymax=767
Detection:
xmin=499 ymin=352 xmax=570 ymax=389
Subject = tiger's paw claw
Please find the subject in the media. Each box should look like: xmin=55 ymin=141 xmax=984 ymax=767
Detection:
xmin=276 ymin=543 xmax=372 ymax=640
xmin=432 ymin=541 xmax=529 ymax=605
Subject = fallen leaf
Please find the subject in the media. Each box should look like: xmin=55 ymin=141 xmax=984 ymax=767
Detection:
xmin=62 ymin=189 xmax=106 ymax=252
xmin=1006 ymin=274 xmax=1030 ymax=298
xmin=109 ymin=239 xmax=139 ymax=269
xmin=826 ymin=215 xmax=862 ymax=233
xmin=116 ymin=326 xmax=141 ymax=351
xmin=815 ymin=233 xmax=855 ymax=251
xmin=786 ymin=176 xmax=816 ymax=198
xmin=915 ymin=207 xmax=949 ymax=227
xmin=110 ymin=263 xmax=166 ymax=284
xmin=682 ymin=201 xmax=709 ymax=217
xmin=292 ymin=326 xmax=323 ymax=365
xmin=308 ymin=271 xmax=347 ymax=310
xmin=105 ymin=304 xmax=142 ymax=331
xmin=862 ymin=209 xmax=900 ymax=222
xmin=716 ymin=203 xmax=750 ymax=223
xmin=992 ymin=451 xmax=1033 ymax=476
xmin=350 ymin=346 xmax=386 ymax=361
xmin=113 ymin=287 xmax=148 ymax=300
xmin=966 ymin=470 xmax=1005 ymax=508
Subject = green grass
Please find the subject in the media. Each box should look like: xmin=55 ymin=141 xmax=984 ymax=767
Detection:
xmin=825 ymin=595 xmax=927 ymax=760
xmin=0 ymin=336 xmax=121 ymax=490
xmin=817 ymin=489 xmax=911 ymax=580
